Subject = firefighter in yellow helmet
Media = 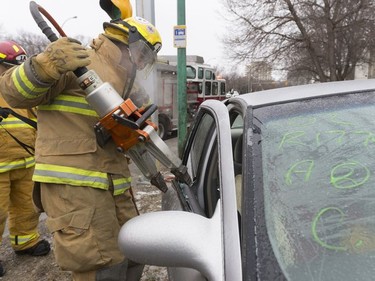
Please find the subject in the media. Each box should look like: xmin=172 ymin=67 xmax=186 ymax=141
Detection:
xmin=0 ymin=16 xmax=162 ymax=281
xmin=103 ymin=17 xmax=162 ymax=77
xmin=0 ymin=40 xmax=51 ymax=277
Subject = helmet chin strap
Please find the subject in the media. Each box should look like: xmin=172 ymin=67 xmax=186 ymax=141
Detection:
xmin=0 ymin=60 xmax=18 ymax=68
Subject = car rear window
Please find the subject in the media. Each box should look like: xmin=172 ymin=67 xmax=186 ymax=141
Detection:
xmin=258 ymin=91 xmax=375 ymax=280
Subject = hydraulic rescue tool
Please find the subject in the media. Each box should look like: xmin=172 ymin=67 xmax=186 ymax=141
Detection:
xmin=29 ymin=1 xmax=192 ymax=192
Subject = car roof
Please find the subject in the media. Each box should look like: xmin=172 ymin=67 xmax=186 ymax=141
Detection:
xmin=235 ymin=79 xmax=375 ymax=107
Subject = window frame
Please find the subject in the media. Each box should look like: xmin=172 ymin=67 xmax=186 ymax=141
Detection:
xmin=181 ymin=99 xmax=242 ymax=280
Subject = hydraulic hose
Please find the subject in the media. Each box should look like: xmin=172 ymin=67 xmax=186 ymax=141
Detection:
xmin=29 ymin=1 xmax=87 ymax=77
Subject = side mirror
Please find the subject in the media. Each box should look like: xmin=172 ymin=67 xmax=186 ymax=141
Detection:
xmin=118 ymin=206 xmax=223 ymax=281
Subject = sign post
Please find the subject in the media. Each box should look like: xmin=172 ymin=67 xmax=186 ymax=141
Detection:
xmin=174 ymin=25 xmax=187 ymax=48
xmin=176 ymin=0 xmax=187 ymax=156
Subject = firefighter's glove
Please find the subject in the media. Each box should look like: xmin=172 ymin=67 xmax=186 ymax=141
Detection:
xmin=33 ymin=37 xmax=91 ymax=82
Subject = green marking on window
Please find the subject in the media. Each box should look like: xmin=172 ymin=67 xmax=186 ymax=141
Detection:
xmin=329 ymin=113 xmax=353 ymax=126
xmin=279 ymin=131 xmax=307 ymax=150
xmin=352 ymin=131 xmax=375 ymax=147
xmin=330 ymin=161 xmax=370 ymax=189
xmin=355 ymin=239 xmax=364 ymax=248
xmin=311 ymin=207 xmax=347 ymax=251
xmin=285 ymin=160 xmax=314 ymax=186
xmin=316 ymin=130 xmax=346 ymax=146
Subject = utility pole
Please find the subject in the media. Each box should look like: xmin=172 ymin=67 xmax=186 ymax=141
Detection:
xmin=135 ymin=0 xmax=155 ymax=24
xmin=177 ymin=0 xmax=187 ymax=156
xmin=135 ymin=0 xmax=187 ymax=155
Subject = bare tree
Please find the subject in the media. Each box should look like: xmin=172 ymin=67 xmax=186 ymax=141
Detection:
xmin=11 ymin=31 xmax=49 ymax=56
xmin=10 ymin=31 xmax=92 ymax=56
xmin=223 ymin=0 xmax=375 ymax=82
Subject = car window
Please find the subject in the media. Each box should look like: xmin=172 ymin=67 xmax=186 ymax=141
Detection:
xmin=254 ymin=91 xmax=375 ymax=280
xmin=184 ymin=111 xmax=220 ymax=217
xmin=187 ymin=113 xmax=215 ymax=181
xmin=203 ymin=139 xmax=220 ymax=217
xmin=232 ymin=114 xmax=244 ymax=129
xmin=185 ymin=107 xmax=242 ymax=219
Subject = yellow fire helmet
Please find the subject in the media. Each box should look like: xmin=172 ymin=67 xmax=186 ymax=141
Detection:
xmin=103 ymin=16 xmax=162 ymax=76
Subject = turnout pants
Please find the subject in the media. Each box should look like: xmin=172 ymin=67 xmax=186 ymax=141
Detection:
xmin=40 ymin=180 xmax=139 ymax=281
xmin=0 ymin=167 xmax=40 ymax=251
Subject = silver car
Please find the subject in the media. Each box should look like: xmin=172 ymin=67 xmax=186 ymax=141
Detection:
xmin=119 ymin=79 xmax=375 ymax=281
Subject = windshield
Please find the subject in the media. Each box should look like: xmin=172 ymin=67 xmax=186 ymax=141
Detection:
xmin=255 ymin=90 xmax=375 ymax=280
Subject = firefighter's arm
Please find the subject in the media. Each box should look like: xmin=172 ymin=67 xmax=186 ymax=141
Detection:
xmin=0 ymin=60 xmax=52 ymax=108
xmin=0 ymin=58 xmax=58 ymax=108
xmin=0 ymin=38 xmax=90 ymax=109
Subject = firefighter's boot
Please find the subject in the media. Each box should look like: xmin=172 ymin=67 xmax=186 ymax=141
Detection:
xmin=14 ymin=239 xmax=50 ymax=256
xmin=0 ymin=260 xmax=5 ymax=277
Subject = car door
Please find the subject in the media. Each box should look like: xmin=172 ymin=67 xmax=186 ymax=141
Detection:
xmin=164 ymin=99 xmax=242 ymax=281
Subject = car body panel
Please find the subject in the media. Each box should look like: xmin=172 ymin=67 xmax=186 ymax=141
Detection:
xmin=237 ymin=79 xmax=375 ymax=107
xmin=119 ymin=79 xmax=375 ymax=281
xmin=118 ymin=205 xmax=223 ymax=280
xmin=120 ymin=100 xmax=241 ymax=281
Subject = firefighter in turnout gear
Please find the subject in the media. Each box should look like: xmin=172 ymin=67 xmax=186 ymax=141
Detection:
xmin=0 ymin=40 xmax=50 ymax=277
xmin=0 ymin=8 xmax=162 ymax=281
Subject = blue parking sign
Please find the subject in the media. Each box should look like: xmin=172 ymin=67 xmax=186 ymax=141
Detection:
xmin=175 ymin=28 xmax=185 ymax=36
xmin=174 ymin=25 xmax=186 ymax=48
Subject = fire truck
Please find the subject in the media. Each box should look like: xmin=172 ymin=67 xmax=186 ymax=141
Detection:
xmin=154 ymin=55 xmax=226 ymax=139
xmin=186 ymin=60 xmax=227 ymax=105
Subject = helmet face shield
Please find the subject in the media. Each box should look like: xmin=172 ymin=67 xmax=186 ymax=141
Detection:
xmin=129 ymin=40 xmax=156 ymax=78
xmin=14 ymin=54 xmax=27 ymax=65
xmin=103 ymin=16 xmax=162 ymax=79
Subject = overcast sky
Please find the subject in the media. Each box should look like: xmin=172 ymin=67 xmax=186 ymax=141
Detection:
xmin=0 ymin=0 xmax=235 ymax=73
